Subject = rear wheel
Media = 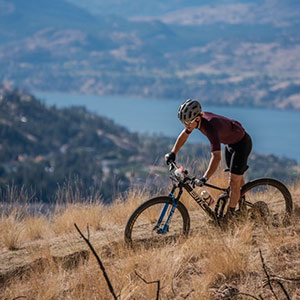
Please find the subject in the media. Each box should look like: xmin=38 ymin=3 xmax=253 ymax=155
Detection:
xmin=241 ymin=178 xmax=293 ymax=225
xmin=124 ymin=197 xmax=190 ymax=247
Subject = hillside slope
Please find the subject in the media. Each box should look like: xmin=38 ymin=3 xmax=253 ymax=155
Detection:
xmin=0 ymin=85 xmax=299 ymax=203
xmin=0 ymin=183 xmax=300 ymax=299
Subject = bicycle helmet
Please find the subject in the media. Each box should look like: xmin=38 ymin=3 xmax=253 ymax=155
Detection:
xmin=178 ymin=99 xmax=202 ymax=123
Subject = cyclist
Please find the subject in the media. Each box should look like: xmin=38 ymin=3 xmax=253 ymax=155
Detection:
xmin=165 ymin=99 xmax=252 ymax=217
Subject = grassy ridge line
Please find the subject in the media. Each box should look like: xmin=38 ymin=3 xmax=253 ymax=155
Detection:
xmin=0 ymin=181 xmax=300 ymax=299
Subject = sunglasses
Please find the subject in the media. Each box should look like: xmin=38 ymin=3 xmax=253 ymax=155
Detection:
xmin=183 ymin=117 xmax=197 ymax=126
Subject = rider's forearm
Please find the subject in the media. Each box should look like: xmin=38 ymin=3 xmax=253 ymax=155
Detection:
xmin=203 ymin=151 xmax=221 ymax=179
xmin=171 ymin=129 xmax=189 ymax=154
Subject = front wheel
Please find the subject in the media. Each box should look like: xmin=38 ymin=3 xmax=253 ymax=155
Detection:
xmin=124 ymin=196 xmax=190 ymax=247
xmin=241 ymin=178 xmax=293 ymax=225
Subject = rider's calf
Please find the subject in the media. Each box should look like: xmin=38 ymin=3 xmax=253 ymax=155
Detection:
xmin=229 ymin=173 xmax=243 ymax=209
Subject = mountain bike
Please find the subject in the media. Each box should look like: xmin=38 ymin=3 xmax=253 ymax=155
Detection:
xmin=124 ymin=162 xmax=293 ymax=246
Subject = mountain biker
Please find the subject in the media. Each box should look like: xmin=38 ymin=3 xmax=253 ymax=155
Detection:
xmin=165 ymin=99 xmax=252 ymax=217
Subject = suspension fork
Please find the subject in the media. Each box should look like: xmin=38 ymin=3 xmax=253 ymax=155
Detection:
xmin=154 ymin=185 xmax=183 ymax=234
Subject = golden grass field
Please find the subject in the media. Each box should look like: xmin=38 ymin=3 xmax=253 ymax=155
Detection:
xmin=0 ymin=170 xmax=300 ymax=300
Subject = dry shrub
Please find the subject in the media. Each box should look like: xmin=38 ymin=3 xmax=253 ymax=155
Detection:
xmin=0 ymin=185 xmax=36 ymax=250
xmin=53 ymin=179 xmax=115 ymax=234
xmin=23 ymin=216 xmax=52 ymax=241
xmin=103 ymin=188 xmax=153 ymax=227
xmin=115 ymin=244 xmax=179 ymax=299
xmin=205 ymin=226 xmax=252 ymax=276
xmin=67 ymin=261 xmax=129 ymax=300
xmin=187 ymin=222 xmax=254 ymax=298
xmin=0 ymin=216 xmax=23 ymax=250
xmin=53 ymin=203 xmax=105 ymax=234
xmin=0 ymin=208 xmax=24 ymax=250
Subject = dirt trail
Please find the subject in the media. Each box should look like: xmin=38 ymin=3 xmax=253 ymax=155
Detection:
xmin=0 ymin=209 xmax=206 ymax=288
xmin=0 ymin=225 xmax=125 ymax=287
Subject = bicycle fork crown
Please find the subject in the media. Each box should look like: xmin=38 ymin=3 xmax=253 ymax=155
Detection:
xmin=153 ymin=193 xmax=177 ymax=235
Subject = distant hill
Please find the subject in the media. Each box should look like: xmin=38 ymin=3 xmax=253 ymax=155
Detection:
xmin=1 ymin=0 xmax=300 ymax=109
xmin=65 ymin=0 xmax=215 ymax=18
xmin=66 ymin=0 xmax=300 ymax=27
xmin=0 ymin=85 xmax=299 ymax=203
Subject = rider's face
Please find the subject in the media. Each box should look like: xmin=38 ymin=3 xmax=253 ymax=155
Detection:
xmin=184 ymin=116 xmax=200 ymax=130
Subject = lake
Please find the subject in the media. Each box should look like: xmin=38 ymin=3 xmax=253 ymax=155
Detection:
xmin=35 ymin=92 xmax=300 ymax=163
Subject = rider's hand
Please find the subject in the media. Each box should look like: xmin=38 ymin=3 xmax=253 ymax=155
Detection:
xmin=193 ymin=177 xmax=208 ymax=187
xmin=165 ymin=152 xmax=176 ymax=165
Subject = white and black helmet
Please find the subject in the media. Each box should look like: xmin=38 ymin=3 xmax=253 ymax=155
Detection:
xmin=178 ymin=99 xmax=202 ymax=123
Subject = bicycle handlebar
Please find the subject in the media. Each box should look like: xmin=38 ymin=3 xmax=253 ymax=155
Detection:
xmin=168 ymin=161 xmax=194 ymax=184
xmin=168 ymin=161 xmax=227 ymax=192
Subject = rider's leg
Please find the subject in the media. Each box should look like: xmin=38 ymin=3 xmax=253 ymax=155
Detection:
xmin=229 ymin=173 xmax=243 ymax=209
xmin=225 ymin=146 xmax=243 ymax=209
xmin=241 ymin=176 xmax=245 ymax=186
xmin=225 ymin=133 xmax=252 ymax=210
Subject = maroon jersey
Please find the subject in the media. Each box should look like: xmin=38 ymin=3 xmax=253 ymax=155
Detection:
xmin=198 ymin=112 xmax=245 ymax=152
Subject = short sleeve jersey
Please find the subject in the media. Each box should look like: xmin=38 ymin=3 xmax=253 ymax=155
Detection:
xmin=195 ymin=112 xmax=245 ymax=152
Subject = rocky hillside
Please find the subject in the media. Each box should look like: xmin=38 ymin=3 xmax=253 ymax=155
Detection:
xmin=0 ymin=0 xmax=300 ymax=109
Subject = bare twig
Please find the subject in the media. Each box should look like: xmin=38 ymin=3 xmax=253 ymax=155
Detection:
xmin=274 ymin=280 xmax=291 ymax=300
xmin=183 ymin=289 xmax=194 ymax=299
xmin=135 ymin=271 xmax=160 ymax=300
xmin=270 ymin=275 xmax=300 ymax=283
xmin=74 ymin=223 xmax=118 ymax=300
xmin=259 ymin=249 xmax=279 ymax=300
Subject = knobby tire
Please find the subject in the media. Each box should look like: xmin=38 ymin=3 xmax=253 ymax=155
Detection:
xmin=241 ymin=177 xmax=293 ymax=216
xmin=124 ymin=196 xmax=190 ymax=246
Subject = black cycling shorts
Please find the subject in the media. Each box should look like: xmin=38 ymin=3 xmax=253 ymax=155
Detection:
xmin=224 ymin=132 xmax=252 ymax=175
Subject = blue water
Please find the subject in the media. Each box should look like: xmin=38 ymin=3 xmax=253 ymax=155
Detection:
xmin=35 ymin=92 xmax=300 ymax=163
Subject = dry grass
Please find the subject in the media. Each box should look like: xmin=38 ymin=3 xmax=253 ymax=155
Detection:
xmin=23 ymin=216 xmax=52 ymax=241
xmin=0 ymin=174 xmax=300 ymax=299
xmin=0 ymin=207 xmax=25 ymax=250
xmin=53 ymin=203 xmax=105 ymax=234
